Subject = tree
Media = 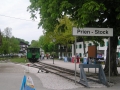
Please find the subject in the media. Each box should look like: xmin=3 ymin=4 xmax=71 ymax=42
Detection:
xmin=53 ymin=16 xmax=75 ymax=57
xmin=0 ymin=37 xmax=9 ymax=54
xmin=41 ymin=16 xmax=75 ymax=57
xmin=3 ymin=27 xmax=12 ymax=38
xmin=30 ymin=40 xmax=39 ymax=48
xmin=0 ymin=29 xmax=2 ymax=46
xmin=28 ymin=0 xmax=120 ymax=75
xmin=0 ymin=28 xmax=20 ymax=54
xmin=48 ymin=42 xmax=54 ymax=53
xmin=17 ymin=38 xmax=29 ymax=45
xmin=38 ymin=35 xmax=50 ymax=53
xmin=0 ymin=27 xmax=12 ymax=54
xmin=38 ymin=35 xmax=46 ymax=47
xmin=9 ymin=37 xmax=20 ymax=53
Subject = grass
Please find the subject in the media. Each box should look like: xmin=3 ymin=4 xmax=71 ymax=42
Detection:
xmin=10 ymin=57 xmax=29 ymax=63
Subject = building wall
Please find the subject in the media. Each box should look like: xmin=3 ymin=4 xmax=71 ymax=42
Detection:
xmin=72 ymin=39 xmax=120 ymax=58
xmin=58 ymin=45 xmax=72 ymax=58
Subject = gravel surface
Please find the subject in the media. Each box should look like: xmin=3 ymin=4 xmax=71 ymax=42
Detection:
xmin=1 ymin=61 xmax=120 ymax=90
xmin=36 ymin=73 xmax=82 ymax=89
xmin=20 ymin=64 xmax=83 ymax=90
xmin=18 ymin=63 xmax=110 ymax=89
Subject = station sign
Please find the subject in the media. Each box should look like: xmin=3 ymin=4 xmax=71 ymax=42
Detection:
xmin=72 ymin=27 xmax=113 ymax=36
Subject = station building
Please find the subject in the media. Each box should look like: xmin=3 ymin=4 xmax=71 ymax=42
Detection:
xmin=71 ymin=38 xmax=120 ymax=59
xmin=58 ymin=38 xmax=120 ymax=59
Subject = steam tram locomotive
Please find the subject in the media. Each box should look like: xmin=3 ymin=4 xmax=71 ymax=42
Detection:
xmin=27 ymin=47 xmax=40 ymax=62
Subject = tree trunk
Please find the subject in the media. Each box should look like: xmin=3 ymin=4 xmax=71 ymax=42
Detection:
xmin=56 ymin=44 xmax=59 ymax=58
xmin=104 ymin=36 xmax=118 ymax=76
xmin=60 ymin=44 xmax=62 ymax=58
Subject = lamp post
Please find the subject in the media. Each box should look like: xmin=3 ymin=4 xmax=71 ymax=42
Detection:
xmin=52 ymin=39 xmax=55 ymax=64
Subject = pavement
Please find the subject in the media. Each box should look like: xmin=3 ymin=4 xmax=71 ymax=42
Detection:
xmin=0 ymin=60 xmax=120 ymax=90
xmin=39 ymin=59 xmax=120 ymax=89
xmin=0 ymin=62 xmax=50 ymax=90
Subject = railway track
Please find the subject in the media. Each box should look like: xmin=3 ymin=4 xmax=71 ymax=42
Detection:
xmin=29 ymin=61 xmax=108 ymax=88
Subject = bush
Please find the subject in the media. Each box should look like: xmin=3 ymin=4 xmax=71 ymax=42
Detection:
xmin=80 ymin=57 xmax=83 ymax=63
xmin=10 ymin=57 xmax=28 ymax=63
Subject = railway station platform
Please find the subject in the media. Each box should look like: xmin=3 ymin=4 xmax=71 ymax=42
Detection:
xmin=0 ymin=60 xmax=120 ymax=90
xmin=40 ymin=59 xmax=120 ymax=89
xmin=40 ymin=58 xmax=120 ymax=73
xmin=40 ymin=59 xmax=106 ymax=74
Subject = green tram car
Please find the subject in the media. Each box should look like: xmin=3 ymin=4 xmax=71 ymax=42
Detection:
xmin=27 ymin=47 xmax=40 ymax=62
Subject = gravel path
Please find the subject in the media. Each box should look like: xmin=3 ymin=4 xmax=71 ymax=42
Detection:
xmin=20 ymin=64 xmax=83 ymax=90
xmin=19 ymin=63 xmax=110 ymax=89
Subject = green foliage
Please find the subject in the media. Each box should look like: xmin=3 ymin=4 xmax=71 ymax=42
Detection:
xmin=42 ymin=44 xmax=49 ymax=53
xmin=48 ymin=42 xmax=54 ymax=53
xmin=77 ymin=1 xmax=106 ymax=26
xmin=0 ymin=29 xmax=20 ymax=54
xmin=28 ymin=0 xmax=120 ymax=35
xmin=17 ymin=38 xmax=29 ymax=45
xmin=80 ymin=57 xmax=83 ymax=63
xmin=28 ymin=0 xmax=120 ymax=75
xmin=38 ymin=35 xmax=46 ymax=47
xmin=28 ymin=0 xmax=120 ymax=47
xmin=39 ymin=16 xmax=75 ymax=57
xmin=38 ymin=35 xmax=50 ymax=53
xmin=9 ymin=37 xmax=20 ymax=53
xmin=30 ymin=40 xmax=39 ymax=48
xmin=10 ymin=57 xmax=28 ymax=63
xmin=0 ymin=37 xmax=9 ymax=54
xmin=0 ymin=36 xmax=20 ymax=54
xmin=45 ymin=16 xmax=75 ymax=46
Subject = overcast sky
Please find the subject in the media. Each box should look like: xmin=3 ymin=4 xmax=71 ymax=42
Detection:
xmin=0 ymin=0 xmax=43 ymax=44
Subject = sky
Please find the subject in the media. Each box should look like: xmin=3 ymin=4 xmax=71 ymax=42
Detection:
xmin=0 ymin=0 xmax=43 ymax=44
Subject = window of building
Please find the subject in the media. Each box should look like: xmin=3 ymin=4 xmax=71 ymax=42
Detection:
xmin=76 ymin=45 xmax=77 ymax=49
xmin=118 ymin=52 xmax=120 ymax=58
xmin=106 ymin=42 xmax=108 ymax=46
xmin=118 ymin=40 xmax=120 ymax=45
xmin=88 ymin=43 xmax=92 ymax=46
xmin=64 ymin=53 xmax=65 ymax=56
xmin=84 ymin=44 xmax=86 ymax=48
xmin=79 ymin=44 xmax=82 ymax=48
xmin=100 ymin=43 xmax=105 ymax=47
xmin=79 ymin=53 xmax=82 ymax=57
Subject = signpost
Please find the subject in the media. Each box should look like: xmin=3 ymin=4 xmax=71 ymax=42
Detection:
xmin=73 ymin=27 xmax=113 ymax=36
xmin=72 ymin=27 xmax=113 ymax=85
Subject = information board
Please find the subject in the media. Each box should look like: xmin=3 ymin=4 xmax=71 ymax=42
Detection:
xmin=88 ymin=45 xmax=97 ymax=58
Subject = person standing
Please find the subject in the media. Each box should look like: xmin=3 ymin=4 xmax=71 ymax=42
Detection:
xmin=76 ymin=54 xmax=80 ymax=63
xmin=46 ymin=54 xmax=49 ymax=59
